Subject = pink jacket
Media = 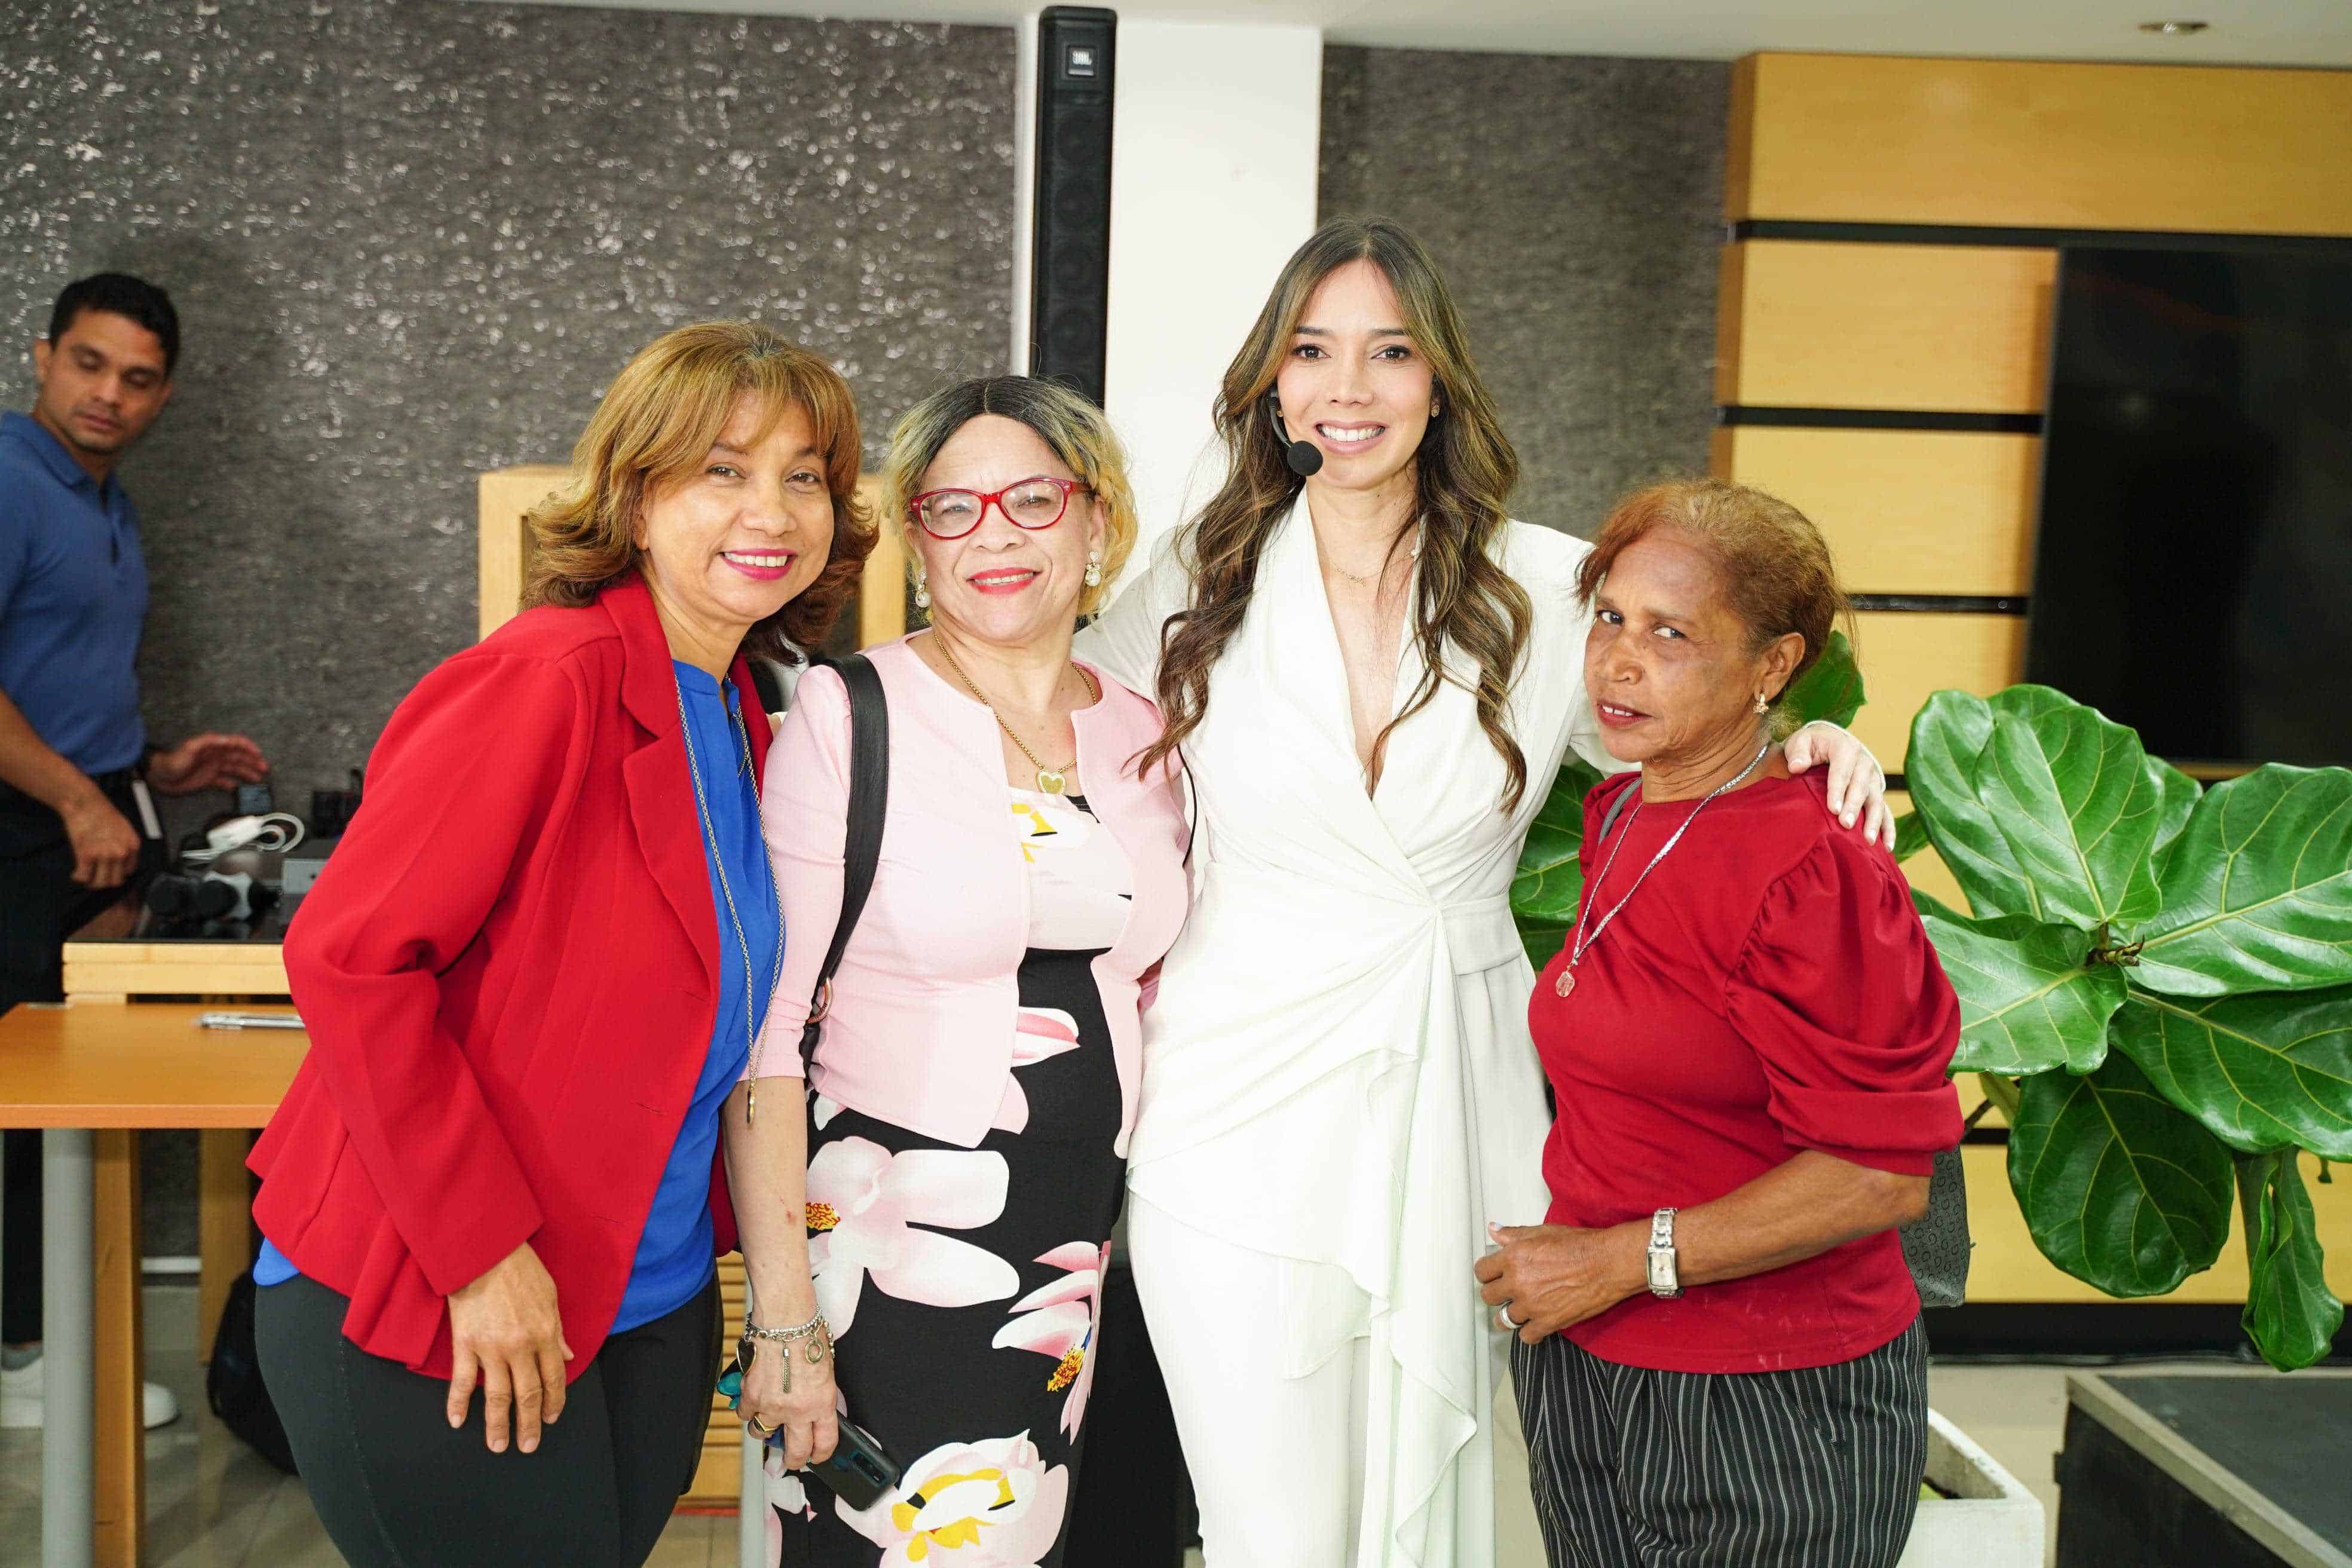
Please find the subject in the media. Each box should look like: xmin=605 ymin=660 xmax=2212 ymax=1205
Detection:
xmin=755 ymin=636 xmax=1192 ymax=1152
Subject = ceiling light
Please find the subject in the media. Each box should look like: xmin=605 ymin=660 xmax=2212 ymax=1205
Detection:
xmin=2138 ymin=20 xmax=2210 ymax=33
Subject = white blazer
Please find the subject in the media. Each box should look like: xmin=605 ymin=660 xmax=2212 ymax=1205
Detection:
xmin=1079 ymin=498 xmax=1618 ymax=1567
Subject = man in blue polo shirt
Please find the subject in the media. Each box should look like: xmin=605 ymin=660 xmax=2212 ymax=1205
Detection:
xmin=1 ymin=273 xmax=271 ymax=1429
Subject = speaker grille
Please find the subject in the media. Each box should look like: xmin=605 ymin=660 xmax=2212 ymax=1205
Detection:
xmin=1030 ymin=8 xmax=1116 ymax=405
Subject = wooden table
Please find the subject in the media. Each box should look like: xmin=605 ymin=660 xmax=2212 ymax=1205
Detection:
xmin=0 ymin=1001 xmax=306 ymax=1568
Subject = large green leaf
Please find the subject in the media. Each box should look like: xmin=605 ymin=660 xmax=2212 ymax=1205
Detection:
xmin=1509 ymin=755 xmax=1610 ymax=957
xmin=2136 ymin=766 xmax=2352 ymax=996
xmin=1780 ymin=628 xmax=1865 ymax=730
xmin=2008 ymin=1050 xmax=2234 ymax=1297
xmin=1977 ymin=696 xmax=2167 ymax=929
xmin=1907 ymin=691 xmax=2036 ymax=919
xmin=1916 ymin=898 xmax=2124 ymax=1076
xmin=2237 ymin=1150 xmax=2344 ymax=1371
xmin=2112 ymin=987 xmax=2352 ymax=1159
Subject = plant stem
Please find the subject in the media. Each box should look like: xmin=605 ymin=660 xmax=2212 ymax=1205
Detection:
xmin=2232 ymin=1150 xmax=2281 ymax=1259
xmin=1976 ymin=1072 xmax=2023 ymax=1124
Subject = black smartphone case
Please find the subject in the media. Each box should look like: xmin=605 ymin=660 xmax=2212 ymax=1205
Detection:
xmin=808 ymin=1417 xmax=901 ymax=1512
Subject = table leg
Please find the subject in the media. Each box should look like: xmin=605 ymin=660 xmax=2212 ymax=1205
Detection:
xmin=197 ymin=1129 xmax=252 ymax=1366
xmin=41 ymin=1128 xmax=93 ymax=1568
xmin=93 ymin=1130 xmax=143 ymax=1568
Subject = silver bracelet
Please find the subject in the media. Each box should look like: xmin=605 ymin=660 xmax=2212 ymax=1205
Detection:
xmin=743 ymin=1308 xmax=826 ymax=1344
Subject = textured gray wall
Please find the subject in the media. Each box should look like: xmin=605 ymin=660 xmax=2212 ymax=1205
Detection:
xmin=2 ymin=0 xmax=1012 ymax=1257
xmin=4 ymin=0 xmax=1013 ymax=808
xmin=1321 ymin=47 xmax=1727 ymax=538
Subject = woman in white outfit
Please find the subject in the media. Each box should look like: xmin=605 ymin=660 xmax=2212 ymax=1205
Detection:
xmin=1077 ymin=217 xmax=1892 ymax=1568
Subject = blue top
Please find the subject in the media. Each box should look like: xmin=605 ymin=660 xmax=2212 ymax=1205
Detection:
xmin=0 ymin=411 xmax=149 ymax=775
xmin=258 ymin=662 xmax=784 ymax=1336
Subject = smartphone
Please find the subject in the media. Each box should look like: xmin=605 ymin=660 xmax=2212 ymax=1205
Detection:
xmin=808 ymin=1417 xmax=901 ymax=1511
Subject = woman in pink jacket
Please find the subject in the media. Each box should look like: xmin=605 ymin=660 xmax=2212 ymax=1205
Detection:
xmin=729 ymin=376 xmax=1192 ymax=1567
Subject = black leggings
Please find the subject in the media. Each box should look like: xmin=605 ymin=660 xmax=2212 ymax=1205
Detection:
xmin=256 ymin=1270 xmax=721 ymax=1568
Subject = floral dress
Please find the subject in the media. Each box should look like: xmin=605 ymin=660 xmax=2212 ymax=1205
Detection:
xmin=771 ymin=788 xmax=1134 ymax=1568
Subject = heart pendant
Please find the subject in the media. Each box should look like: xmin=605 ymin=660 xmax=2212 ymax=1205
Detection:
xmin=1036 ymin=768 xmax=1067 ymax=795
xmin=1555 ymin=967 xmax=1576 ymax=999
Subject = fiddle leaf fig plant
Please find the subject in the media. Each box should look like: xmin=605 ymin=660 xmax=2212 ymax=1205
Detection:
xmin=1907 ymin=686 xmax=2352 ymax=1370
xmin=1508 ymin=656 xmax=2352 ymax=1371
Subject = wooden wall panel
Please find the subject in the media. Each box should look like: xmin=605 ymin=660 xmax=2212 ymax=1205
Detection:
xmin=1850 ymin=612 xmax=2028 ymax=772
xmin=477 ymin=466 xmax=568 ymax=641
xmin=1729 ymin=53 xmax=2352 ymax=235
xmin=1716 ymin=241 xmax=2056 ymax=412
xmin=1711 ymin=427 xmax=2039 ymax=596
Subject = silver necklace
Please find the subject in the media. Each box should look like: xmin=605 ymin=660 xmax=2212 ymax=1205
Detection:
xmin=674 ymin=676 xmax=786 ymax=1123
xmin=1554 ymin=739 xmax=1772 ymax=999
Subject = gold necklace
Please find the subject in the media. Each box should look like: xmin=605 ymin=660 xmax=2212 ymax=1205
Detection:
xmin=934 ymin=638 xmax=1099 ymax=795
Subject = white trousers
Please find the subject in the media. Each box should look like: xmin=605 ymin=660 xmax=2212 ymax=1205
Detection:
xmin=1128 ymin=1194 xmax=1371 ymax=1568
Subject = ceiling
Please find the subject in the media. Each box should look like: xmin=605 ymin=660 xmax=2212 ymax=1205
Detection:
xmin=472 ymin=0 xmax=2352 ymax=68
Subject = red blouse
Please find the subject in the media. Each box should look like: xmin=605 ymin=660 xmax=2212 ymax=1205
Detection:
xmin=1529 ymin=768 xmax=1962 ymax=1374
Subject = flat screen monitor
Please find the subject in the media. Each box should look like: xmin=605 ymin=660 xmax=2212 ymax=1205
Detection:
xmin=2028 ymin=246 xmax=2352 ymax=768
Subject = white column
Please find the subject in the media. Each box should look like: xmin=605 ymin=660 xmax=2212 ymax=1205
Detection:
xmin=1100 ymin=19 xmax=1324 ymax=575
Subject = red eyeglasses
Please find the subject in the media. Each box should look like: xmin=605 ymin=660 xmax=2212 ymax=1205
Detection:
xmin=905 ymin=476 xmax=1089 ymax=540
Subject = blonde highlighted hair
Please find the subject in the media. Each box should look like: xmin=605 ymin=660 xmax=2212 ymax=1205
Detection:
xmin=880 ymin=376 xmax=1139 ymax=620
xmin=523 ymin=320 xmax=874 ymax=664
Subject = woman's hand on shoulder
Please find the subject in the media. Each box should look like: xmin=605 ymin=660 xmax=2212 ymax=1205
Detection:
xmin=1782 ymin=721 xmax=1895 ymax=850
xmin=740 ymin=1324 xmax=840 ymax=1470
xmin=1475 ymin=1221 xmax=1646 ymax=1345
xmin=445 ymin=1242 xmax=574 ymax=1453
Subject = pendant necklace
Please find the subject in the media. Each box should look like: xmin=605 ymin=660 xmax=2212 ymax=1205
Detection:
xmin=935 ymin=637 xmax=1099 ymax=796
xmin=1555 ymin=739 xmax=1772 ymax=999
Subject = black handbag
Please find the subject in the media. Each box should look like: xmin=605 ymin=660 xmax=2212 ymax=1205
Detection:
xmin=206 ymin=1270 xmax=299 ymax=1475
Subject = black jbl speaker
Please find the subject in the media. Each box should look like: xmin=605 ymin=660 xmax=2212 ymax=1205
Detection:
xmin=1029 ymin=6 xmax=1116 ymax=405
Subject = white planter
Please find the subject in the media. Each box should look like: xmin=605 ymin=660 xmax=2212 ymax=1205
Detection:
xmin=1898 ymin=1408 xmax=2046 ymax=1567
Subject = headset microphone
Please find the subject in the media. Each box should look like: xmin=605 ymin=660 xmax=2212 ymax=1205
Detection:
xmin=1267 ymin=397 xmax=1323 ymax=478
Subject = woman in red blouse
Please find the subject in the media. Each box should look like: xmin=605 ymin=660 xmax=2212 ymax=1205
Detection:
xmin=1477 ymin=479 xmax=1962 ymax=1567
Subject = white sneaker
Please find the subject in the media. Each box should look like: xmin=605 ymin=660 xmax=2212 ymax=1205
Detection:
xmin=0 ymin=1356 xmax=38 ymax=1429
xmin=0 ymin=1352 xmax=180 ymax=1431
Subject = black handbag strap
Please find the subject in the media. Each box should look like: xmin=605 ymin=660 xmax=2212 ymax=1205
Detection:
xmin=800 ymin=653 xmax=888 ymax=1068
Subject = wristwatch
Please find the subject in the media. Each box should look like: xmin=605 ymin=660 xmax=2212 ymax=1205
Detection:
xmin=1646 ymin=1208 xmax=1682 ymax=1298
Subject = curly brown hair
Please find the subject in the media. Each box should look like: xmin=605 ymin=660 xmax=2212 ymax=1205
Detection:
xmin=522 ymin=321 xmax=874 ymax=664
xmin=1134 ymin=218 xmax=1534 ymax=807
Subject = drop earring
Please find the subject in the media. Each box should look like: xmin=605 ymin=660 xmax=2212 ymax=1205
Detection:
xmin=1754 ymin=693 xmax=1771 ymax=714
xmin=914 ymin=570 xmax=931 ymax=611
xmin=1083 ymin=555 xmax=1102 ymax=588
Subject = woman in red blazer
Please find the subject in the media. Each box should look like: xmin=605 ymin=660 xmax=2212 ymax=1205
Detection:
xmin=248 ymin=322 xmax=872 ymax=1568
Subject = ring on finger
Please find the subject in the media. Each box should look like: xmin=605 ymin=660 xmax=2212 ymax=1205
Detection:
xmin=1495 ymin=1302 xmax=1524 ymax=1332
xmin=746 ymin=1414 xmax=777 ymax=1438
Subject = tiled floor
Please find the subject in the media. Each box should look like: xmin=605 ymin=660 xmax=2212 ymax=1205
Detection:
xmin=7 ymin=1284 xmax=2332 ymax=1567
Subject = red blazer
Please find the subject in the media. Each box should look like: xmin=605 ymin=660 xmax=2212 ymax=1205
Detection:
xmin=252 ymin=576 xmax=761 ymax=1378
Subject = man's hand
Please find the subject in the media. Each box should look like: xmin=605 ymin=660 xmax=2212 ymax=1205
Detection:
xmin=148 ymin=733 xmax=269 ymax=796
xmin=60 ymin=793 xmax=140 ymax=888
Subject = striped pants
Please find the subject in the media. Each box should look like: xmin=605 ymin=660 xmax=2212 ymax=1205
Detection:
xmin=1511 ymin=1318 xmax=1927 ymax=1568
